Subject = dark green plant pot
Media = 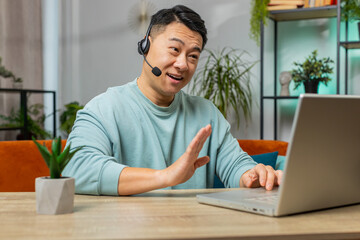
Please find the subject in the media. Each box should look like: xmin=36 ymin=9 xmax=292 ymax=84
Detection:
xmin=303 ymin=80 xmax=319 ymax=93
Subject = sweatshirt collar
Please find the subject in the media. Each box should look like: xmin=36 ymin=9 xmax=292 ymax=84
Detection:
xmin=131 ymin=78 xmax=181 ymax=116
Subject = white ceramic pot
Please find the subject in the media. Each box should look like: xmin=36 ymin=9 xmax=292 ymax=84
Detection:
xmin=35 ymin=177 xmax=75 ymax=215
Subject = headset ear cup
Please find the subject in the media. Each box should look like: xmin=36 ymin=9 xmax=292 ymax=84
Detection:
xmin=137 ymin=38 xmax=150 ymax=55
xmin=141 ymin=38 xmax=150 ymax=54
xmin=137 ymin=39 xmax=144 ymax=55
xmin=138 ymin=23 xmax=152 ymax=55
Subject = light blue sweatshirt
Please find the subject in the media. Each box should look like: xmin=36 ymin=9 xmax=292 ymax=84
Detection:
xmin=63 ymin=79 xmax=257 ymax=195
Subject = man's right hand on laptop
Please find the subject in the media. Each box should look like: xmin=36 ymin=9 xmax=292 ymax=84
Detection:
xmin=240 ymin=165 xmax=283 ymax=191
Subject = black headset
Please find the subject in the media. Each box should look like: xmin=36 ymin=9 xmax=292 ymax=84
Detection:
xmin=137 ymin=23 xmax=152 ymax=55
xmin=137 ymin=23 xmax=162 ymax=77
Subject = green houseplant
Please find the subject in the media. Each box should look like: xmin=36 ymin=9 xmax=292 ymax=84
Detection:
xmin=189 ymin=48 xmax=257 ymax=128
xmin=32 ymin=136 xmax=83 ymax=215
xmin=60 ymin=101 xmax=84 ymax=136
xmin=341 ymin=0 xmax=360 ymax=21
xmin=0 ymin=56 xmax=23 ymax=88
xmin=249 ymin=0 xmax=270 ymax=46
xmin=291 ymin=50 xmax=334 ymax=93
xmin=341 ymin=0 xmax=360 ymax=39
xmin=0 ymin=103 xmax=51 ymax=140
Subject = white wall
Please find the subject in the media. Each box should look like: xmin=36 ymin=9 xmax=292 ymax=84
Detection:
xmin=58 ymin=0 xmax=360 ymax=141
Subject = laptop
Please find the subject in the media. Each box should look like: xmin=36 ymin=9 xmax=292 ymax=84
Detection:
xmin=197 ymin=94 xmax=360 ymax=217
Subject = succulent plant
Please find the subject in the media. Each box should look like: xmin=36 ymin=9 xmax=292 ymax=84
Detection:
xmin=32 ymin=136 xmax=83 ymax=178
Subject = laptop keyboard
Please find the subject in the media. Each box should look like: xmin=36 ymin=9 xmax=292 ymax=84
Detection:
xmin=245 ymin=195 xmax=278 ymax=204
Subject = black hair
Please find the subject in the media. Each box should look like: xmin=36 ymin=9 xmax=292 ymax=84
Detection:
xmin=150 ymin=5 xmax=208 ymax=50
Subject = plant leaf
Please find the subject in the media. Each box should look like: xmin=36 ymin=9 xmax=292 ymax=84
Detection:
xmin=59 ymin=145 xmax=84 ymax=173
xmin=50 ymin=153 xmax=61 ymax=178
xmin=189 ymin=47 xmax=256 ymax=127
xmin=32 ymin=136 xmax=51 ymax=168
xmin=57 ymin=145 xmax=71 ymax=171
xmin=51 ymin=136 xmax=62 ymax=156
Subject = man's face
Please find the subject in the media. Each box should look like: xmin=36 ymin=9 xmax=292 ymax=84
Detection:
xmin=139 ymin=21 xmax=203 ymax=106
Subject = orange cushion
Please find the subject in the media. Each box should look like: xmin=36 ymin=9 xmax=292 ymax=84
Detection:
xmin=0 ymin=140 xmax=66 ymax=192
xmin=0 ymin=139 xmax=287 ymax=192
xmin=237 ymin=139 xmax=288 ymax=156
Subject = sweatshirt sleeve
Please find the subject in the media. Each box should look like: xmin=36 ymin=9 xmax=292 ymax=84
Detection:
xmin=214 ymin=113 xmax=257 ymax=188
xmin=62 ymin=102 xmax=125 ymax=196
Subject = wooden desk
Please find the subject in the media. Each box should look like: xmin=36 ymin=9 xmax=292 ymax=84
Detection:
xmin=1 ymin=189 xmax=360 ymax=240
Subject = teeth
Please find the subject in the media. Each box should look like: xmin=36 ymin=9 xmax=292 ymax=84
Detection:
xmin=168 ymin=74 xmax=183 ymax=80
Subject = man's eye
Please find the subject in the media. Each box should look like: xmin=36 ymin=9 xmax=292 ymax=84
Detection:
xmin=190 ymin=54 xmax=199 ymax=60
xmin=171 ymin=47 xmax=179 ymax=52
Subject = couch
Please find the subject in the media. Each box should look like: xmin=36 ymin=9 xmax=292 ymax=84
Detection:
xmin=0 ymin=140 xmax=66 ymax=192
xmin=0 ymin=139 xmax=288 ymax=192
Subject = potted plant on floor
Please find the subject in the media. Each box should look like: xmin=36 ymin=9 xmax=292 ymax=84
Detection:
xmin=32 ymin=136 xmax=83 ymax=215
xmin=291 ymin=50 xmax=334 ymax=93
xmin=189 ymin=47 xmax=257 ymax=128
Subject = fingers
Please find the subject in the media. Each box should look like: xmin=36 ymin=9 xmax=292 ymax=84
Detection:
xmin=242 ymin=164 xmax=283 ymax=191
xmin=164 ymin=125 xmax=211 ymax=187
xmin=194 ymin=156 xmax=210 ymax=169
xmin=275 ymin=170 xmax=283 ymax=185
xmin=256 ymin=164 xmax=282 ymax=190
xmin=241 ymin=169 xmax=261 ymax=188
xmin=264 ymin=165 xmax=276 ymax=190
xmin=186 ymin=124 xmax=212 ymax=157
xmin=196 ymin=124 xmax=212 ymax=152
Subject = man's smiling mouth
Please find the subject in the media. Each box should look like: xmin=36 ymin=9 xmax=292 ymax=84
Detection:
xmin=167 ymin=73 xmax=184 ymax=81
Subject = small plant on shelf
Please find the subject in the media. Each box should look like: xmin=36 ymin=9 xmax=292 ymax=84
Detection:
xmin=291 ymin=50 xmax=334 ymax=93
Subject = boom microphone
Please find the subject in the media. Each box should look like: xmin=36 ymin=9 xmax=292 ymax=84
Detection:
xmin=141 ymin=53 xmax=162 ymax=77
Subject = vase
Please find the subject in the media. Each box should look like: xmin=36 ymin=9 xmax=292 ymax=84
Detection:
xmin=303 ymin=80 xmax=319 ymax=93
xmin=279 ymin=71 xmax=292 ymax=96
xmin=35 ymin=177 xmax=75 ymax=215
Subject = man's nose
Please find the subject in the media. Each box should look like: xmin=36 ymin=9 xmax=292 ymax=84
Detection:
xmin=174 ymin=54 xmax=189 ymax=71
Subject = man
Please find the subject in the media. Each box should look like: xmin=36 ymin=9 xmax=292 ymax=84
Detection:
xmin=63 ymin=5 xmax=282 ymax=196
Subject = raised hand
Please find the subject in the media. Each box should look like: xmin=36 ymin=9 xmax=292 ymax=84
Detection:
xmin=160 ymin=124 xmax=212 ymax=187
xmin=118 ymin=124 xmax=212 ymax=195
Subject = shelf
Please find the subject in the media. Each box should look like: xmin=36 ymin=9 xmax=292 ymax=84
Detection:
xmin=0 ymin=88 xmax=57 ymax=139
xmin=0 ymin=127 xmax=22 ymax=131
xmin=263 ymin=96 xmax=299 ymax=99
xmin=260 ymin=2 xmax=354 ymax=140
xmin=268 ymin=6 xmax=337 ymax=21
xmin=340 ymin=41 xmax=360 ymax=49
xmin=0 ymin=88 xmax=56 ymax=94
